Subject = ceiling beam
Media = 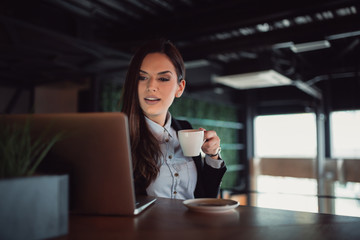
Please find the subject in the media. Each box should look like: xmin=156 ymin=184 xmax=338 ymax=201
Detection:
xmin=178 ymin=14 xmax=360 ymax=61
xmin=293 ymin=80 xmax=322 ymax=99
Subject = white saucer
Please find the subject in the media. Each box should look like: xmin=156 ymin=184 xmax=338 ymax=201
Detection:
xmin=183 ymin=198 xmax=239 ymax=213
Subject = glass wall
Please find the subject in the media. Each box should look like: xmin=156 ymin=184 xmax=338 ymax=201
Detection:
xmin=330 ymin=110 xmax=360 ymax=217
xmin=253 ymin=110 xmax=360 ymax=217
xmin=253 ymin=113 xmax=318 ymax=213
xmin=252 ymin=111 xmax=360 ymax=217
xmin=331 ymin=110 xmax=360 ymax=158
xmin=254 ymin=113 xmax=316 ymax=158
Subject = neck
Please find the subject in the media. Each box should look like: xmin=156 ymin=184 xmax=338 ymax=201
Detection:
xmin=146 ymin=114 xmax=167 ymax=127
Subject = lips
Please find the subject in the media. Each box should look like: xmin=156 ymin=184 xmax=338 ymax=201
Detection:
xmin=144 ymin=96 xmax=161 ymax=105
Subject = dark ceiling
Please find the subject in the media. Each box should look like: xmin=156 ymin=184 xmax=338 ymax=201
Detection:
xmin=1 ymin=0 xmax=360 ymax=112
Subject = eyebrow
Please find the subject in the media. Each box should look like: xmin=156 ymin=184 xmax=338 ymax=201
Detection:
xmin=140 ymin=70 xmax=173 ymax=75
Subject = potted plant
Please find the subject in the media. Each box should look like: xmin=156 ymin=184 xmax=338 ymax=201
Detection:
xmin=0 ymin=118 xmax=68 ymax=240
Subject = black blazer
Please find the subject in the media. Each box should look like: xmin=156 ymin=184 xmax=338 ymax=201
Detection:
xmin=171 ymin=118 xmax=227 ymax=198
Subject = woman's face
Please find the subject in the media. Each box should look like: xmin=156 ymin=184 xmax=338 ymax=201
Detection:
xmin=138 ymin=53 xmax=185 ymax=126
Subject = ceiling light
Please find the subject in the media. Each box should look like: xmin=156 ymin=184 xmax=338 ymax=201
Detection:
xmin=290 ymin=40 xmax=331 ymax=53
xmin=184 ymin=59 xmax=210 ymax=69
xmin=327 ymin=30 xmax=360 ymax=40
xmin=213 ymin=70 xmax=292 ymax=90
xmin=294 ymin=15 xmax=313 ymax=25
xmin=256 ymin=23 xmax=271 ymax=32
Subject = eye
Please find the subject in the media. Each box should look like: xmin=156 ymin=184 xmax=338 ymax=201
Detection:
xmin=159 ymin=77 xmax=170 ymax=82
xmin=138 ymin=75 xmax=147 ymax=81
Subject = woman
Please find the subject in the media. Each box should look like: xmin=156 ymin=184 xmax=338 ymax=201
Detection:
xmin=121 ymin=39 xmax=226 ymax=200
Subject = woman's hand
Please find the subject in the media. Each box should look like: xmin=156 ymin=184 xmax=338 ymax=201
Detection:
xmin=199 ymin=128 xmax=221 ymax=160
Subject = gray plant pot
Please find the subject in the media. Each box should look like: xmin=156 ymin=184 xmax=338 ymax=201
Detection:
xmin=0 ymin=175 xmax=68 ymax=240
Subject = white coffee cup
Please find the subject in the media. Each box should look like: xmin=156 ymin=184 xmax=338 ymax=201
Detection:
xmin=178 ymin=129 xmax=204 ymax=157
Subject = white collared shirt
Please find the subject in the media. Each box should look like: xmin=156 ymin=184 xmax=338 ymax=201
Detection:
xmin=145 ymin=113 xmax=224 ymax=200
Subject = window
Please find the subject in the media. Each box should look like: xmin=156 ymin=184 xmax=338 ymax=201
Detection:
xmin=254 ymin=176 xmax=318 ymax=213
xmin=331 ymin=110 xmax=360 ymax=158
xmin=254 ymin=113 xmax=317 ymax=158
xmin=253 ymin=113 xmax=318 ymax=213
xmin=251 ymin=112 xmax=360 ymax=217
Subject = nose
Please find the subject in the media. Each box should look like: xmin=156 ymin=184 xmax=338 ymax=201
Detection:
xmin=146 ymin=77 xmax=158 ymax=92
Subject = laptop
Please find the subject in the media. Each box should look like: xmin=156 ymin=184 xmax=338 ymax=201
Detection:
xmin=2 ymin=112 xmax=156 ymax=216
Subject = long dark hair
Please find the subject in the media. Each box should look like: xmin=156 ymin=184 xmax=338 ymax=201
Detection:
xmin=121 ymin=39 xmax=185 ymax=190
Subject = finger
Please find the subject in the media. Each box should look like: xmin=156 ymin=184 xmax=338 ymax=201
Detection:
xmin=202 ymin=135 xmax=220 ymax=153
xmin=204 ymin=137 xmax=220 ymax=149
xmin=199 ymin=128 xmax=206 ymax=142
xmin=204 ymin=130 xmax=217 ymax=141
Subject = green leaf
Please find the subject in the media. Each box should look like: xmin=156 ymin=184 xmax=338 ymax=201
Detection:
xmin=0 ymin=117 xmax=64 ymax=178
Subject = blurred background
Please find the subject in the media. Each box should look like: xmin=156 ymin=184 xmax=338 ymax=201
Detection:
xmin=1 ymin=0 xmax=360 ymax=217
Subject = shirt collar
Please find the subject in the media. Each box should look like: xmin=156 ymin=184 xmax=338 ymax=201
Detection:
xmin=145 ymin=112 xmax=173 ymax=142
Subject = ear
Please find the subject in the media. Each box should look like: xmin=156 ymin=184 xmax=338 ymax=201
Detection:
xmin=175 ymin=79 xmax=186 ymax=98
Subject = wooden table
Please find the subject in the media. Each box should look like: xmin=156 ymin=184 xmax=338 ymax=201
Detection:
xmin=55 ymin=197 xmax=360 ymax=240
